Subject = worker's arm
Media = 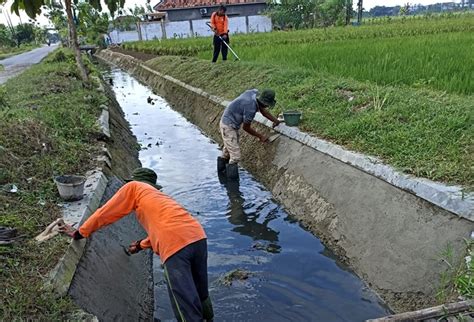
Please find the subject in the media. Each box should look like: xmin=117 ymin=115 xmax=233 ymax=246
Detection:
xmin=210 ymin=12 xmax=217 ymax=32
xmin=241 ymin=102 xmax=267 ymax=142
xmin=242 ymin=122 xmax=267 ymax=142
xmin=139 ymin=237 xmax=152 ymax=250
xmin=223 ymin=16 xmax=229 ymax=36
xmin=78 ymin=183 xmax=137 ymax=238
xmin=259 ymin=107 xmax=281 ymax=128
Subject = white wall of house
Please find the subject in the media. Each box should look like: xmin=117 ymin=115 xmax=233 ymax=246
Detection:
xmin=109 ymin=30 xmax=140 ymax=43
xmin=165 ymin=20 xmax=192 ymax=38
xmin=229 ymin=16 xmax=247 ymax=34
xmin=191 ymin=19 xmax=213 ymax=37
xmin=108 ymin=15 xmax=272 ymax=43
xmin=141 ymin=22 xmax=164 ymax=41
xmin=248 ymin=15 xmax=272 ymax=33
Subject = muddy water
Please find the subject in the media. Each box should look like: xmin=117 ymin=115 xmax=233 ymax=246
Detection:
xmin=105 ymin=68 xmax=390 ymax=321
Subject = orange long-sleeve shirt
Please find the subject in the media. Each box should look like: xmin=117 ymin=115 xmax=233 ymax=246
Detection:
xmin=79 ymin=181 xmax=206 ymax=263
xmin=210 ymin=12 xmax=228 ymax=36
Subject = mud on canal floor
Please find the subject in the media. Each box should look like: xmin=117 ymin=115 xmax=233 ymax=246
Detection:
xmin=103 ymin=67 xmax=390 ymax=321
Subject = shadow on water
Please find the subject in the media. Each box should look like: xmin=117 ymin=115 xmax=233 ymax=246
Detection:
xmin=103 ymin=68 xmax=391 ymax=322
xmin=220 ymin=175 xmax=280 ymax=245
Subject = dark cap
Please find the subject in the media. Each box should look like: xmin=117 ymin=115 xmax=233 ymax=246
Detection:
xmin=257 ymin=89 xmax=276 ymax=108
xmin=125 ymin=167 xmax=162 ymax=190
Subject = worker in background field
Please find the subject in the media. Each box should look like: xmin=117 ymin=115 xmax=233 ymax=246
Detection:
xmin=60 ymin=168 xmax=214 ymax=322
xmin=210 ymin=5 xmax=229 ymax=63
xmin=217 ymin=89 xmax=281 ymax=180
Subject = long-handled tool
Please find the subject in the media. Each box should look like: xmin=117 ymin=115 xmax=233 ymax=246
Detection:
xmin=206 ymin=22 xmax=240 ymax=61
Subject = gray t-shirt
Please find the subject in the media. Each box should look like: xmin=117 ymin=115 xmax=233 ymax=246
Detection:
xmin=221 ymin=89 xmax=258 ymax=129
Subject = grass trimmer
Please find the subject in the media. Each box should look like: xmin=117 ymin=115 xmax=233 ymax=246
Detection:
xmin=206 ymin=22 xmax=240 ymax=61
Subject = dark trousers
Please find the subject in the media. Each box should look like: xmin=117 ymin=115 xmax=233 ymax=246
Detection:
xmin=212 ymin=34 xmax=229 ymax=62
xmin=163 ymin=239 xmax=213 ymax=322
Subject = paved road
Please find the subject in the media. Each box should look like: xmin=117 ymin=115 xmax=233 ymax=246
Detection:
xmin=0 ymin=44 xmax=59 ymax=84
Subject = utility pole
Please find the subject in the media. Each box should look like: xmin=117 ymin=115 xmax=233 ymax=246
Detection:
xmin=357 ymin=0 xmax=363 ymax=24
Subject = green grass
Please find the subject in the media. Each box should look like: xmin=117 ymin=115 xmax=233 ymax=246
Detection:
xmin=437 ymin=240 xmax=474 ymax=303
xmin=145 ymin=56 xmax=473 ymax=188
xmin=200 ymin=32 xmax=473 ymax=95
xmin=0 ymin=49 xmax=106 ymax=319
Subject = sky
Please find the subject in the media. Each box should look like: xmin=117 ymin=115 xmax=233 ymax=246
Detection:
xmin=0 ymin=0 xmax=463 ymax=27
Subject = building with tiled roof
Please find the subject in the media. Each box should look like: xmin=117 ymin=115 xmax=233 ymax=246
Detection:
xmin=154 ymin=0 xmax=264 ymax=10
xmin=153 ymin=0 xmax=267 ymax=22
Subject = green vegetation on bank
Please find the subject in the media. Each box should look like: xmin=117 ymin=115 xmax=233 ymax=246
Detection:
xmin=122 ymin=14 xmax=473 ymax=187
xmin=437 ymin=239 xmax=474 ymax=302
xmin=145 ymin=56 xmax=473 ymax=188
xmin=0 ymin=48 xmax=106 ymax=319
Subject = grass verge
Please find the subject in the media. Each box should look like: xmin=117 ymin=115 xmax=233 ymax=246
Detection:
xmin=437 ymin=239 xmax=474 ymax=303
xmin=0 ymin=48 xmax=107 ymax=319
xmin=145 ymin=56 xmax=473 ymax=188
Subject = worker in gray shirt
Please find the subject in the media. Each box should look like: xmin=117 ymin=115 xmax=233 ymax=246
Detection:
xmin=218 ymin=89 xmax=280 ymax=179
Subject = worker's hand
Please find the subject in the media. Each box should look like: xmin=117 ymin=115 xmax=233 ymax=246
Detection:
xmin=128 ymin=240 xmax=142 ymax=254
xmin=272 ymin=120 xmax=281 ymax=128
xmin=259 ymin=134 xmax=269 ymax=143
xmin=58 ymin=222 xmax=84 ymax=240
xmin=221 ymin=34 xmax=228 ymax=40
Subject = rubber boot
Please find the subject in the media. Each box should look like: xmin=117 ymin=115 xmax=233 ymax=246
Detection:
xmin=217 ymin=156 xmax=228 ymax=173
xmin=226 ymin=163 xmax=239 ymax=181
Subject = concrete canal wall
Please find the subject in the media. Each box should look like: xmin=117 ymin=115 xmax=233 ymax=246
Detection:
xmin=49 ymin=74 xmax=154 ymax=320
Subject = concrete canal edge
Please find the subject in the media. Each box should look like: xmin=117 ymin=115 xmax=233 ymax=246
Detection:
xmin=96 ymin=49 xmax=473 ymax=313
xmin=44 ymin=73 xmax=153 ymax=320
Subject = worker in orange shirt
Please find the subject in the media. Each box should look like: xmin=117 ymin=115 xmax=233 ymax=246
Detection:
xmin=210 ymin=5 xmax=229 ymax=62
xmin=61 ymin=168 xmax=214 ymax=322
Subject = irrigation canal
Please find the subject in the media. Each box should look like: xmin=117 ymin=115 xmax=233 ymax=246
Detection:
xmin=104 ymin=67 xmax=391 ymax=321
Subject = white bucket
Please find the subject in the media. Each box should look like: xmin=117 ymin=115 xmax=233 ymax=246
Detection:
xmin=54 ymin=175 xmax=86 ymax=201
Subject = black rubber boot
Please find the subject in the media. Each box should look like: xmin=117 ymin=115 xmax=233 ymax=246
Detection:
xmin=217 ymin=156 xmax=228 ymax=173
xmin=226 ymin=163 xmax=239 ymax=181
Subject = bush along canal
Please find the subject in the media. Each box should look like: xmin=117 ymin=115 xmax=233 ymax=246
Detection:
xmin=104 ymin=67 xmax=390 ymax=321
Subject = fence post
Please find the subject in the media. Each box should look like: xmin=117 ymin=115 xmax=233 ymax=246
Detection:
xmin=189 ymin=20 xmax=194 ymax=37
xmin=161 ymin=20 xmax=167 ymax=40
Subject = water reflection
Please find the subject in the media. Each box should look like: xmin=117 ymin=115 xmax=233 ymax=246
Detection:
xmin=219 ymin=173 xmax=280 ymax=245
